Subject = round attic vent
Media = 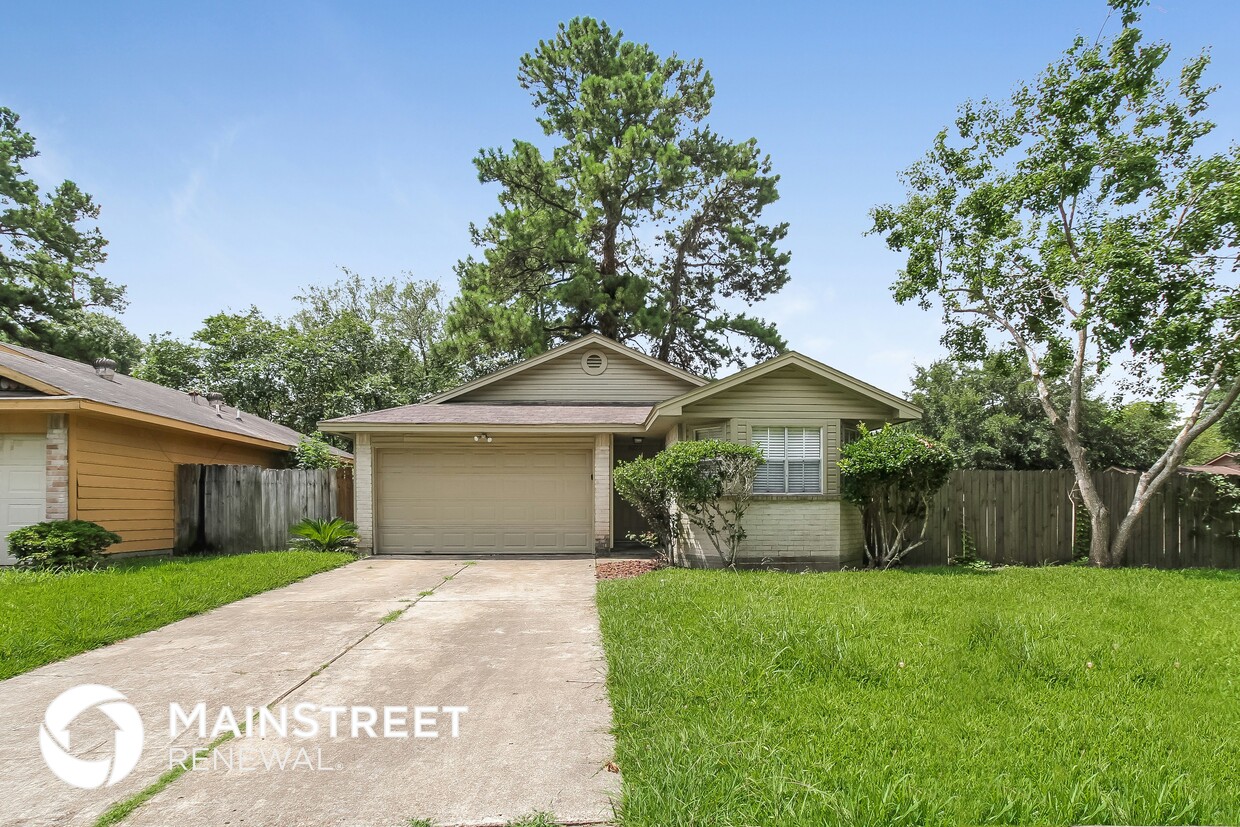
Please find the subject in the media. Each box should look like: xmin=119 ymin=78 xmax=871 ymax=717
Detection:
xmin=581 ymin=351 xmax=608 ymax=376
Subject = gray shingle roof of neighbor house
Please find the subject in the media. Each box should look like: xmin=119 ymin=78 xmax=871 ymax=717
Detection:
xmin=0 ymin=342 xmax=348 ymax=455
xmin=1183 ymin=452 xmax=1240 ymax=476
xmin=321 ymin=403 xmax=654 ymax=428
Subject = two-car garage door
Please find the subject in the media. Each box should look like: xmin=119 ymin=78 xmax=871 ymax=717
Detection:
xmin=374 ymin=444 xmax=593 ymax=554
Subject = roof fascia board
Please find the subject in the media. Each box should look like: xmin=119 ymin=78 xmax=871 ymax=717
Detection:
xmin=0 ymin=398 xmax=83 ymax=412
xmin=422 ymin=334 xmax=707 ymax=405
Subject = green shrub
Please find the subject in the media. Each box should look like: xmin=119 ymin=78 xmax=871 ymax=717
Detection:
xmin=613 ymin=456 xmax=677 ymax=559
xmin=839 ymin=424 xmax=954 ymax=568
xmin=288 ymin=517 xmax=358 ymax=552
xmin=7 ymin=520 xmax=121 ymax=571
xmin=613 ymin=440 xmax=764 ymax=567
xmin=292 ymin=433 xmax=342 ymax=469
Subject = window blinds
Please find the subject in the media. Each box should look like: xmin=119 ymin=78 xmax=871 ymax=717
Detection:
xmin=752 ymin=427 xmax=822 ymax=493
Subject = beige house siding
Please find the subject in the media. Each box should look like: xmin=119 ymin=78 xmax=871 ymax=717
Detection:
xmin=669 ymin=363 xmax=891 ymax=569
xmin=680 ymin=364 xmax=895 ymax=420
xmin=453 ymin=347 xmax=697 ymax=403
xmin=678 ymin=499 xmax=863 ymax=570
xmin=354 ymin=433 xmax=374 ymax=552
xmin=679 ymin=364 xmax=897 ymax=497
xmin=838 ymin=503 xmax=866 ymax=567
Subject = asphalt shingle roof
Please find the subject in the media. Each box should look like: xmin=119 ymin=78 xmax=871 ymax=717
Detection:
xmin=0 ymin=343 xmax=335 ymax=452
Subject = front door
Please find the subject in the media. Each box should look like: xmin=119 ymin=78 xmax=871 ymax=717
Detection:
xmin=612 ymin=437 xmax=654 ymax=549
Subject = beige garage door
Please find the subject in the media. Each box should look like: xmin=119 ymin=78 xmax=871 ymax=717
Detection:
xmin=375 ymin=445 xmax=593 ymax=554
xmin=1 ymin=435 xmax=46 ymax=566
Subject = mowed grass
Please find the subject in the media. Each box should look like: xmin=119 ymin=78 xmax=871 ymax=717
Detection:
xmin=598 ymin=566 xmax=1240 ymax=827
xmin=0 ymin=551 xmax=353 ymax=680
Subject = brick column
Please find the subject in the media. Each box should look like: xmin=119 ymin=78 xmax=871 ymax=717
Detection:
xmin=354 ymin=433 xmax=374 ymax=554
xmin=46 ymin=414 xmax=69 ymax=521
xmin=593 ymin=433 xmax=611 ymax=553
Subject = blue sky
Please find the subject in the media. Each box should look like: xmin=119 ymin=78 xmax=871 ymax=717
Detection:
xmin=4 ymin=1 xmax=1238 ymax=392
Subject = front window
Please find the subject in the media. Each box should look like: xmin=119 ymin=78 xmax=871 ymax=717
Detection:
xmin=752 ymin=426 xmax=822 ymax=494
xmin=693 ymin=425 xmax=725 ymax=441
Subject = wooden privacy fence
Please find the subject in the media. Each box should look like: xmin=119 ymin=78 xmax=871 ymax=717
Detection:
xmin=175 ymin=465 xmax=355 ymax=554
xmin=902 ymin=468 xmax=1240 ymax=568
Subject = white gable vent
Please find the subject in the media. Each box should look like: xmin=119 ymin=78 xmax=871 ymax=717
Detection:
xmin=581 ymin=351 xmax=608 ymax=375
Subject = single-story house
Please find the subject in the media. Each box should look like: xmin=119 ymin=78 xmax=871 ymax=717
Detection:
xmin=1182 ymin=452 xmax=1240 ymax=477
xmin=0 ymin=343 xmax=344 ymax=563
xmin=321 ymin=334 xmax=920 ymax=569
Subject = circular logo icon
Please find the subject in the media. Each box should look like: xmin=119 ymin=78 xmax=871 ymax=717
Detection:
xmin=40 ymin=684 xmax=144 ymax=789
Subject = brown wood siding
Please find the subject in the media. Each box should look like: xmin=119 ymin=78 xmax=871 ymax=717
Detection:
xmin=69 ymin=413 xmax=284 ymax=553
xmin=0 ymin=411 xmax=49 ymax=434
xmin=454 ymin=348 xmax=698 ymax=403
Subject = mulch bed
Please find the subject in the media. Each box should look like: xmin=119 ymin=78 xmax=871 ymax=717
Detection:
xmin=596 ymin=559 xmax=664 ymax=580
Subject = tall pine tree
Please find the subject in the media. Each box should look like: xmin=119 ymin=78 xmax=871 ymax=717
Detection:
xmin=0 ymin=107 xmax=125 ymax=355
xmin=447 ymin=18 xmax=791 ymax=375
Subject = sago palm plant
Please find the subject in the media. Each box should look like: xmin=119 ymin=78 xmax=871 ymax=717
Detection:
xmin=288 ymin=518 xmax=359 ymax=553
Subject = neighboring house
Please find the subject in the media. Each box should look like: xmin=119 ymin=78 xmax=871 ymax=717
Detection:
xmin=321 ymin=334 xmax=921 ymax=569
xmin=0 ymin=343 xmax=343 ymax=563
xmin=1183 ymin=452 xmax=1240 ymax=477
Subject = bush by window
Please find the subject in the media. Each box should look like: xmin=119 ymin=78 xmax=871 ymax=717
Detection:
xmin=839 ymin=424 xmax=954 ymax=568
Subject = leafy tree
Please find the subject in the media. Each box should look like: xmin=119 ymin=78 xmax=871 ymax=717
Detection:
xmin=909 ymin=351 xmax=1179 ymax=471
xmin=1183 ymin=423 xmax=1233 ymax=466
xmin=839 ymin=425 xmax=955 ymax=569
xmin=44 ymin=310 xmax=143 ymax=373
xmin=871 ymin=2 xmax=1240 ymax=566
xmin=0 ymin=107 xmax=125 ymax=354
xmin=292 ymin=433 xmax=342 ymax=469
xmin=447 ymin=18 xmax=790 ymax=375
xmin=132 ymin=333 xmax=205 ymax=389
xmin=1207 ymin=386 xmax=1240 ymax=452
xmin=135 ymin=271 xmax=458 ymax=436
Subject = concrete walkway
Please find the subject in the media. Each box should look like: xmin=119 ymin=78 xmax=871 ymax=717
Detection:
xmin=0 ymin=558 xmax=619 ymax=827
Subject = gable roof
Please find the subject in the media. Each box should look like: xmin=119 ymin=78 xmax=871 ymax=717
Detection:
xmin=0 ymin=342 xmax=343 ymax=454
xmin=423 ymin=334 xmax=708 ymax=404
xmin=648 ymin=351 xmax=922 ymax=422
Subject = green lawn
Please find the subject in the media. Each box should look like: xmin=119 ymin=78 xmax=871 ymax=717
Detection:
xmin=0 ymin=551 xmax=353 ymax=680
xmin=598 ymin=566 xmax=1240 ymax=827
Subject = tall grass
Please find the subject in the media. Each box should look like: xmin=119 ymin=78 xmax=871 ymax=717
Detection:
xmin=598 ymin=566 xmax=1240 ymax=826
xmin=0 ymin=551 xmax=352 ymax=679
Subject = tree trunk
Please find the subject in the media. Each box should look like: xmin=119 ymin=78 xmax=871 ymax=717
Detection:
xmin=597 ymin=214 xmax=621 ymax=340
xmin=1088 ymin=503 xmax=1112 ymax=567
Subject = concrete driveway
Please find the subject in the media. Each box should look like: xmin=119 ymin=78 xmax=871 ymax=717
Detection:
xmin=0 ymin=558 xmax=619 ymax=827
